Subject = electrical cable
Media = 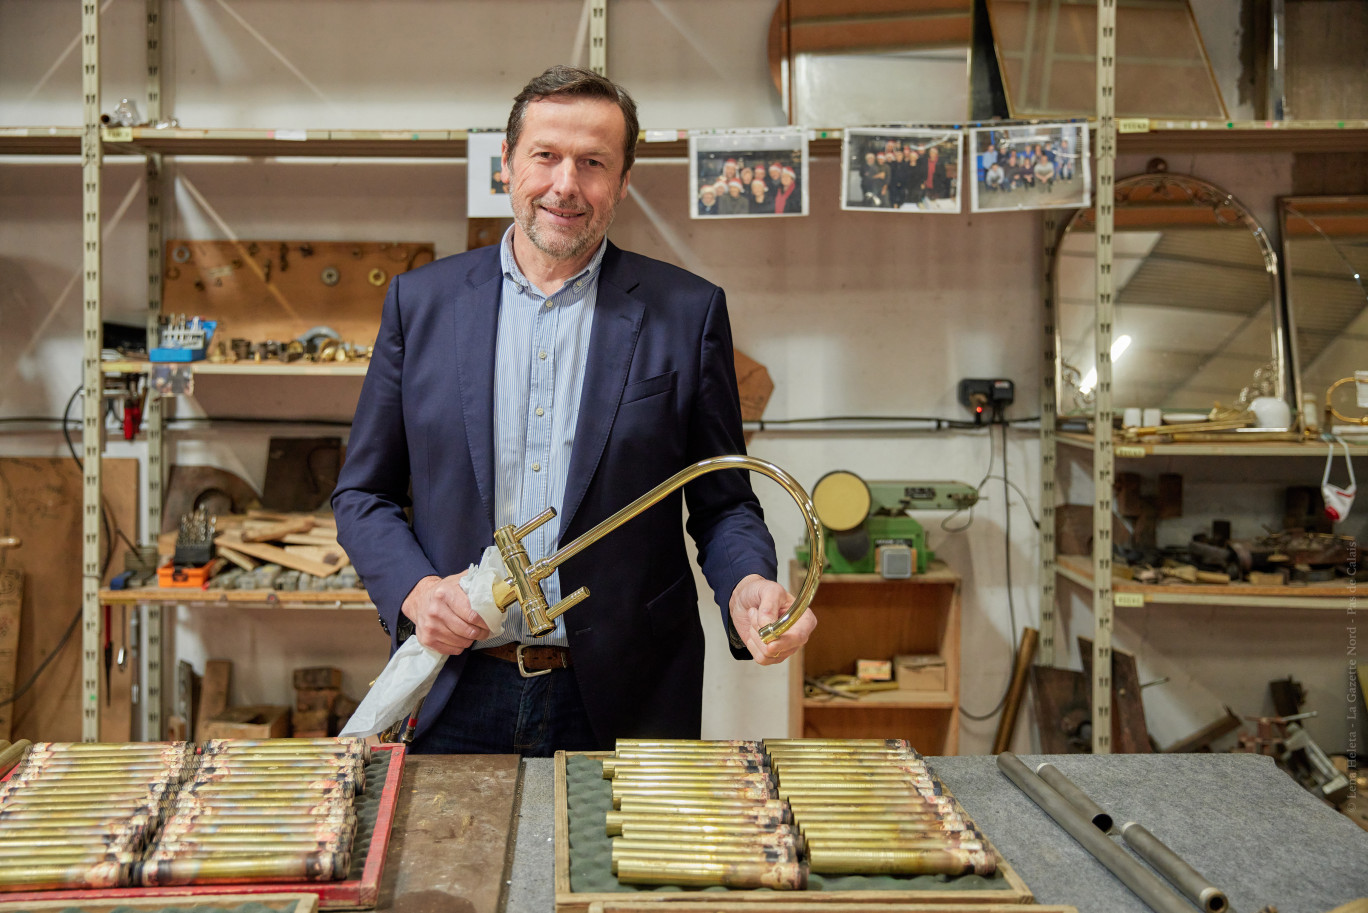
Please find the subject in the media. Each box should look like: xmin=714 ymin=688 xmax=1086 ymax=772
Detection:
xmin=961 ymin=420 xmax=1025 ymax=721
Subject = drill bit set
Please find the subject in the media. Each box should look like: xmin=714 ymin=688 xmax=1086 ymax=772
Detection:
xmin=0 ymin=737 xmax=370 ymax=893
xmin=600 ymin=738 xmax=996 ymax=889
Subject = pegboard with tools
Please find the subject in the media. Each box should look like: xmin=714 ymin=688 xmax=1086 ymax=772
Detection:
xmin=162 ymin=240 xmax=436 ymax=362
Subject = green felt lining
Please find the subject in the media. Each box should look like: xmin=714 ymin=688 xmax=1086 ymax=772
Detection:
xmin=565 ymin=753 xmax=1008 ymax=894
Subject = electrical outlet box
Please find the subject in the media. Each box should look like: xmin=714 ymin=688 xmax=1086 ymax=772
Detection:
xmin=958 ymin=378 xmax=1015 ymax=423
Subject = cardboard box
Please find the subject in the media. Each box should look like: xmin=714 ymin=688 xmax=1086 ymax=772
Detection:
xmin=295 ymin=687 xmax=340 ymax=713
xmin=201 ymin=704 xmax=291 ymax=740
xmin=895 ymin=654 xmax=947 ymax=691
xmin=855 ymin=659 xmax=892 ymax=682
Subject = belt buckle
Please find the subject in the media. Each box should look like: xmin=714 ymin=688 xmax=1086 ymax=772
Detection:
xmin=516 ymin=643 xmax=553 ymax=679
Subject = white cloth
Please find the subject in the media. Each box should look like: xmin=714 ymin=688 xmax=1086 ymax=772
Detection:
xmin=339 ymin=545 xmax=507 ymax=737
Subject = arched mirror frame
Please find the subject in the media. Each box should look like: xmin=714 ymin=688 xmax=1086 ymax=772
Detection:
xmin=1052 ymin=172 xmax=1288 ymax=422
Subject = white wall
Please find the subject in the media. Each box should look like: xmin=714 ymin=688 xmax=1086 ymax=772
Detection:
xmin=2 ymin=0 xmax=1359 ymax=755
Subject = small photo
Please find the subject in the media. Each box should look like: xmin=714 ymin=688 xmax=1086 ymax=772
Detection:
xmin=969 ymin=123 xmax=1090 ymax=213
xmin=467 ymin=131 xmax=514 ymax=218
xmin=840 ymin=128 xmax=963 ymax=214
xmin=689 ymin=128 xmax=808 ymax=219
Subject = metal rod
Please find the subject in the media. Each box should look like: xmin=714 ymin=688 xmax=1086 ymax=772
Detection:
xmin=1121 ymin=821 xmax=1229 ymax=913
xmin=997 ymin=753 xmax=1195 ymax=913
xmin=1035 ymin=762 xmax=1113 ymax=832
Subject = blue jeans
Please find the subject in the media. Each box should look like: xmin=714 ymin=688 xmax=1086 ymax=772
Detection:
xmin=409 ymin=649 xmax=599 ymax=757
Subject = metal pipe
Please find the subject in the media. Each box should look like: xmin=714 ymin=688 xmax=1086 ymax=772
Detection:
xmin=992 ymin=626 xmax=1039 ymax=754
xmin=0 ymin=740 xmax=32 ymax=777
xmin=1035 ymin=762 xmax=1113 ymax=832
xmin=997 ymin=753 xmax=1196 ymax=913
xmin=1121 ymin=821 xmax=1229 ymax=913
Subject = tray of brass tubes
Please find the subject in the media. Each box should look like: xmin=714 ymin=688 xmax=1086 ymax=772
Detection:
xmin=555 ymin=739 xmax=1033 ymax=912
xmin=0 ymin=738 xmax=404 ymax=909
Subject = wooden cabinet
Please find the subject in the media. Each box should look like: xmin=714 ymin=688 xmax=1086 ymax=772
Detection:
xmin=788 ymin=560 xmax=960 ymax=754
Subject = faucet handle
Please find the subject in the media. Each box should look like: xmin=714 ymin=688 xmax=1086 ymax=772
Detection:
xmin=546 ymin=586 xmax=590 ymax=621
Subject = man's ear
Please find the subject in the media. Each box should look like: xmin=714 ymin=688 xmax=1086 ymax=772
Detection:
xmin=618 ymin=168 xmax=632 ymax=203
xmin=500 ymin=139 xmax=512 ymax=185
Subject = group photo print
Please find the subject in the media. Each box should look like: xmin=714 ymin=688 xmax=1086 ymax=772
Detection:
xmin=969 ymin=122 xmax=1090 ymax=213
xmin=689 ymin=128 xmax=809 ymax=219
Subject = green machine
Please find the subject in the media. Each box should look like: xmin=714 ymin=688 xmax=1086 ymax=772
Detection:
xmin=796 ymin=471 xmax=979 ymax=577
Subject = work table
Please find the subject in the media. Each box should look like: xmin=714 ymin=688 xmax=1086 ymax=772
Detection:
xmin=380 ymin=752 xmax=1368 ymax=912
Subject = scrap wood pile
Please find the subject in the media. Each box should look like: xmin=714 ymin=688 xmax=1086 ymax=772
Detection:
xmin=161 ymin=510 xmax=362 ymax=591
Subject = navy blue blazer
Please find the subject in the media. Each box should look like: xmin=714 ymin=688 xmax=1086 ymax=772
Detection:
xmin=332 ymin=240 xmax=777 ymax=746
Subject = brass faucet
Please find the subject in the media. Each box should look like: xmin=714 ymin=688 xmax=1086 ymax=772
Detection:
xmin=489 ymin=455 xmax=824 ymax=643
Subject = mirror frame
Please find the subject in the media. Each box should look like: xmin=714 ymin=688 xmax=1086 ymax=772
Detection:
xmin=1278 ymin=194 xmax=1368 ymax=422
xmin=1053 ymin=171 xmax=1287 ymax=419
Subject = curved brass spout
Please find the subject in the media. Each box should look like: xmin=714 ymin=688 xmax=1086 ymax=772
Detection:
xmin=490 ymin=455 xmax=824 ymax=644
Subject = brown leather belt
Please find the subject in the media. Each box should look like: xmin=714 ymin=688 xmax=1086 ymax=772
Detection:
xmin=478 ymin=642 xmax=572 ymax=678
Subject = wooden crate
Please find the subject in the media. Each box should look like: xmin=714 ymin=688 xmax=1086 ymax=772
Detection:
xmin=554 ymin=752 xmax=1034 ymax=912
xmin=0 ymin=744 xmax=405 ymax=910
xmin=586 ymin=903 xmax=1077 ymax=913
xmin=0 ymin=892 xmax=319 ymax=912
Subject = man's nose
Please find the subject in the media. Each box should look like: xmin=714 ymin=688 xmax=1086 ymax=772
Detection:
xmin=550 ymin=158 xmax=579 ymax=197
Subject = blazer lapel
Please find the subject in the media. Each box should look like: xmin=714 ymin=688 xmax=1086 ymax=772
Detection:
xmin=560 ymin=243 xmax=643 ymax=540
xmin=452 ymin=248 xmax=504 ymax=532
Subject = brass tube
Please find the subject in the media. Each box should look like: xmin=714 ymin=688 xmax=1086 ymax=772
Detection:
xmin=615 ymin=739 xmax=762 ymax=749
xmin=765 ymin=739 xmax=913 ymax=749
xmin=805 ymin=837 xmax=986 ymax=852
xmin=136 ymin=851 xmax=349 ymax=886
xmin=610 ymin=749 xmax=766 ymax=761
xmin=0 ymin=825 xmax=149 ymax=841
xmin=611 ymin=845 xmax=798 ymax=874
xmin=609 ymin=770 xmax=772 ymax=783
xmin=618 ymin=822 xmax=799 ymax=841
xmin=0 ymin=861 xmax=126 ymax=891
xmin=614 ymin=856 xmax=806 ymax=889
xmin=795 ymin=813 xmax=968 ymax=828
xmin=523 ymin=455 xmax=823 ymax=643
xmin=607 ymin=832 xmax=799 ymax=850
xmin=605 ymin=811 xmax=786 ymax=836
xmin=27 ymin=741 xmax=186 ymax=752
xmin=615 ymin=798 xmax=790 ymax=817
xmin=0 ymin=847 xmax=137 ymax=864
xmin=611 ymin=786 xmax=776 ymax=807
xmin=806 ymin=846 xmax=995 ymax=877
xmin=602 ymin=759 xmax=767 ymax=778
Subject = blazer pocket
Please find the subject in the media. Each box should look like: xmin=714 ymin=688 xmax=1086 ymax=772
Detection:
xmin=621 ymin=371 xmax=676 ymax=405
xmin=645 ymin=571 xmax=695 ymax=639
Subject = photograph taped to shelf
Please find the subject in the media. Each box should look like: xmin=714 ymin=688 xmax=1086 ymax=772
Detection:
xmin=841 ymin=127 xmax=963 ymax=213
xmin=467 ymin=131 xmax=513 ymax=218
xmin=689 ymin=128 xmax=808 ymax=219
xmin=969 ymin=122 xmax=1089 ymax=213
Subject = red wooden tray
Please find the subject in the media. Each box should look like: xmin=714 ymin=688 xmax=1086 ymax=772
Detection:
xmin=0 ymin=742 xmax=406 ymax=911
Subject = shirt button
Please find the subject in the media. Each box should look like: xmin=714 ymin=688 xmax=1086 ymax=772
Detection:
xmin=535 ymin=407 xmax=544 ymax=417
xmin=532 ymin=462 xmax=541 ymax=472
xmin=545 ymin=301 xmax=554 ymax=309
xmin=539 ymin=351 xmax=547 ymax=360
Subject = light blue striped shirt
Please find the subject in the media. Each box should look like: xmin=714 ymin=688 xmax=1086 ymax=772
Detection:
xmin=475 ymin=227 xmax=607 ymax=650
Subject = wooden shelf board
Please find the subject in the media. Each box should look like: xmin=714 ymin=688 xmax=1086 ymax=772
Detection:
xmin=804 ymin=690 xmax=956 ymax=709
xmin=9 ymin=121 xmax=1367 ymax=160
xmin=1056 ymin=431 xmax=1368 ymax=457
xmin=102 ymin=358 xmax=369 ymax=377
xmin=790 ymin=558 xmax=960 ymax=586
xmin=98 ymin=586 xmax=374 ymax=609
xmin=1055 ymin=554 xmax=1355 ymax=609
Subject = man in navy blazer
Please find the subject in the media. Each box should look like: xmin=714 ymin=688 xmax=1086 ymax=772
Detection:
xmin=333 ymin=66 xmax=816 ymax=754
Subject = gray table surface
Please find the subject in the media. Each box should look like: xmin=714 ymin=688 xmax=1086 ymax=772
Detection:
xmin=505 ymin=752 xmax=1368 ymax=913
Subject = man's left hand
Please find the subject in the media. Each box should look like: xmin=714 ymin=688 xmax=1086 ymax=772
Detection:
xmin=728 ymin=574 xmax=816 ymax=665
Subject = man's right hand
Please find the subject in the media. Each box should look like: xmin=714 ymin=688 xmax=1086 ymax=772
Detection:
xmin=401 ymin=573 xmax=491 ymax=655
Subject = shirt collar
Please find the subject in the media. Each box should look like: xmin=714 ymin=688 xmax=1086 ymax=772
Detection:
xmin=500 ymin=225 xmax=608 ymax=299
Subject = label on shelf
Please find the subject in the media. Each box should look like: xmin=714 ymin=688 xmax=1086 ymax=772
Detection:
xmin=1114 ymin=592 xmax=1146 ymax=608
xmin=1115 ymin=445 xmax=1147 ymax=458
xmin=1117 ymin=118 xmax=1150 ymax=133
xmin=103 ymin=127 xmax=133 ymax=142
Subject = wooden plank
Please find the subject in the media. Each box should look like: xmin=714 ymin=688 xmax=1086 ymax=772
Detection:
xmin=0 ymin=457 xmax=138 ymax=742
xmin=217 ymin=544 xmax=260 ymax=571
xmin=283 ymin=544 xmax=351 ymax=571
xmin=0 ymin=571 xmax=20 ymax=741
xmin=162 ymin=240 xmax=435 ymax=346
xmin=242 ymin=517 xmax=317 ymax=542
xmin=216 ymin=530 xmax=344 ymax=577
xmin=383 ymin=753 xmax=520 ymax=913
xmin=195 ymin=658 xmax=232 ymax=741
xmin=280 ymin=532 xmax=341 ymax=546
